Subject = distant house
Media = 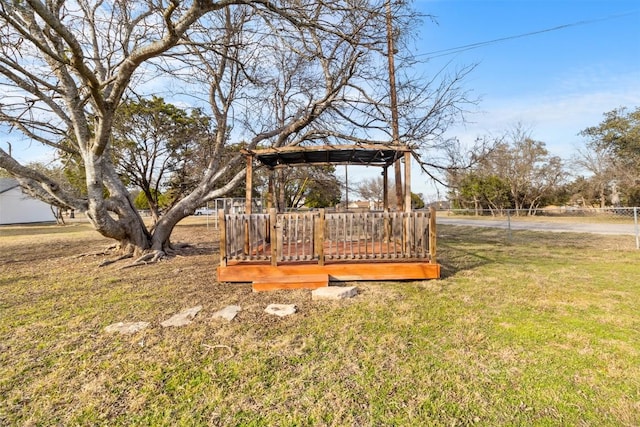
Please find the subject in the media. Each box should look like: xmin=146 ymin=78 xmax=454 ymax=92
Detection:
xmin=0 ymin=178 xmax=55 ymax=225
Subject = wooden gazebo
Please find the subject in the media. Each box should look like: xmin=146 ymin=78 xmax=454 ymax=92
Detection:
xmin=217 ymin=144 xmax=440 ymax=291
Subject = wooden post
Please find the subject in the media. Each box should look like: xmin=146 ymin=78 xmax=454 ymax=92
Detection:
xmin=219 ymin=210 xmax=227 ymax=267
xmin=316 ymin=209 xmax=325 ymax=266
xmin=244 ymin=155 xmax=252 ymax=255
xmin=403 ymin=151 xmax=412 ymax=256
xmin=383 ymin=166 xmax=388 ymax=211
xmin=344 ymin=165 xmax=349 ymax=211
xmin=245 ymin=155 xmax=253 ymax=215
xmin=404 ymin=151 xmax=411 ymax=213
xmin=429 ymin=206 xmax=437 ymax=263
xmin=269 ymin=208 xmax=278 ymax=266
xmin=267 ymin=171 xmax=274 ymax=210
xmin=394 ymin=160 xmax=403 ymax=211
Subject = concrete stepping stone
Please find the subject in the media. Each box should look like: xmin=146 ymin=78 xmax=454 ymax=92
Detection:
xmin=160 ymin=305 xmax=202 ymax=327
xmin=312 ymin=286 xmax=358 ymax=300
xmin=212 ymin=305 xmax=241 ymax=321
xmin=264 ymin=303 xmax=297 ymax=317
xmin=104 ymin=321 xmax=150 ymax=335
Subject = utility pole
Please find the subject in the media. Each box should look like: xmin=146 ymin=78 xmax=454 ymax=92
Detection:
xmin=385 ymin=0 xmax=404 ymax=211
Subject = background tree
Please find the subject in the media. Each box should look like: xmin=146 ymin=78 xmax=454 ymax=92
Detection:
xmin=455 ymin=173 xmax=510 ymax=215
xmin=447 ymin=126 xmax=565 ymax=215
xmin=578 ymin=107 xmax=640 ymax=206
xmin=500 ymin=134 xmax=565 ymax=215
xmin=356 ymin=177 xmax=389 ymax=210
xmin=571 ymin=143 xmax=615 ymax=208
xmin=410 ymin=192 xmax=426 ymax=209
xmin=354 ymin=176 xmax=424 ymax=210
xmin=272 ymin=166 xmax=341 ymax=210
xmin=111 ymin=96 xmax=213 ymax=223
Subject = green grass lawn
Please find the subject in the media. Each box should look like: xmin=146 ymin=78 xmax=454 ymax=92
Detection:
xmin=0 ymin=221 xmax=638 ymax=426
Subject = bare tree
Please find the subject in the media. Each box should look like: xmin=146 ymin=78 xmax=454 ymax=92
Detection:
xmin=448 ymin=126 xmax=566 ymax=215
xmin=572 ymin=144 xmax=616 ymax=208
xmin=486 ymin=127 xmax=566 ymax=214
xmin=0 ymin=0 xmax=477 ymax=264
xmin=0 ymin=0 xmax=387 ymax=263
xmin=355 ymin=176 xmax=395 ymax=209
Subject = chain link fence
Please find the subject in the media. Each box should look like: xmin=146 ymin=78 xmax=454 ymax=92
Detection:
xmin=437 ymin=207 xmax=640 ymax=249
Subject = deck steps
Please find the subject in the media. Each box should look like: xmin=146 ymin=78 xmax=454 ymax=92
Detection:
xmin=252 ymin=273 xmax=329 ymax=292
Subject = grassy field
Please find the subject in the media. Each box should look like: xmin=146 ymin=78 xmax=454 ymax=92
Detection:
xmin=0 ymin=219 xmax=638 ymax=426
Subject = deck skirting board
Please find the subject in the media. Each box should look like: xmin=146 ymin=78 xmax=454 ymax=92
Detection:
xmin=218 ymin=262 xmax=440 ymax=283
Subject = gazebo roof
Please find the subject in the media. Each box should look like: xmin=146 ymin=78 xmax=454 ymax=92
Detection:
xmin=244 ymin=144 xmax=410 ymax=169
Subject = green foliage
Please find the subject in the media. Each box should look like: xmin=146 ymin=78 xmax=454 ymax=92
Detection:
xmin=578 ymin=107 xmax=640 ymax=206
xmin=303 ymin=172 xmax=342 ymax=208
xmin=111 ymin=96 xmax=213 ymax=217
xmin=133 ymin=190 xmax=170 ymax=210
xmin=581 ymin=106 xmax=640 ymax=164
xmin=411 ymin=192 xmax=425 ymax=209
xmin=458 ymin=173 xmax=511 ymax=211
xmin=274 ymin=165 xmax=342 ymax=209
xmin=449 ymin=131 xmax=565 ymax=213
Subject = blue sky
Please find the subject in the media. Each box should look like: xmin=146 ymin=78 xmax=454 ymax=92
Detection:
xmin=414 ymin=0 xmax=640 ymax=154
xmin=347 ymin=0 xmax=640 ymax=200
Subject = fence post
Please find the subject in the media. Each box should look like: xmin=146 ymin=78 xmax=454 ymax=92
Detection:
xmin=507 ymin=209 xmax=512 ymax=242
xmin=634 ymin=207 xmax=639 ymax=250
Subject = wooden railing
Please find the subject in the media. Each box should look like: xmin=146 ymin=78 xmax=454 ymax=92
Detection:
xmin=219 ymin=208 xmax=437 ymax=266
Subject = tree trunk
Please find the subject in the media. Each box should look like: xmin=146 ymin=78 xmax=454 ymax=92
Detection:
xmin=83 ymin=150 xmax=153 ymax=255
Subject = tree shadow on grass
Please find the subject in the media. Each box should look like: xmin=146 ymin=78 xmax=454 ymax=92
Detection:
xmin=436 ymin=225 xmax=505 ymax=279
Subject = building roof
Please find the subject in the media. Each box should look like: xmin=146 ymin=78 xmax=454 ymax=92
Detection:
xmin=245 ymin=144 xmax=411 ymax=169
xmin=0 ymin=178 xmax=19 ymax=195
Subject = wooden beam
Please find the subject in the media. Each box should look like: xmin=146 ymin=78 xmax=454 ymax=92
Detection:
xmin=404 ymin=151 xmax=411 ymax=213
xmin=247 ymin=144 xmax=411 ymax=155
xmin=252 ymin=274 xmax=329 ymax=292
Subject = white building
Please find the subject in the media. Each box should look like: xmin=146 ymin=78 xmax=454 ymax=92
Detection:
xmin=0 ymin=178 xmax=55 ymax=225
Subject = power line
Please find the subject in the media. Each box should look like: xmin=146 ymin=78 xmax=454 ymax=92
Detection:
xmin=417 ymin=10 xmax=640 ymax=60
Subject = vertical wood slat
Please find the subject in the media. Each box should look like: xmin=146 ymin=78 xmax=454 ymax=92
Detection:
xmin=429 ymin=207 xmax=437 ymax=263
xmin=270 ymin=208 xmax=278 ymax=266
xmin=345 ymin=215 xmax=353 ymax=259
xmin=363 ymin=213 xmax=368 ymax=259
xmin=300 ymin=213 xmax=306 ymax=260
xmin=317 ymin=209 xmax=325 ymax=266
xmin=393 ymin=213 xmax=398 ymax=259
xmin=286 ymin=215 xmax=292 ymax=260
xmin=219 ymin=210 xmax=227 ymax=267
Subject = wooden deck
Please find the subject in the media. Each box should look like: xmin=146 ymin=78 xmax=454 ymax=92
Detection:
xmin=218 ymin=208 xmax=440 ymax=291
